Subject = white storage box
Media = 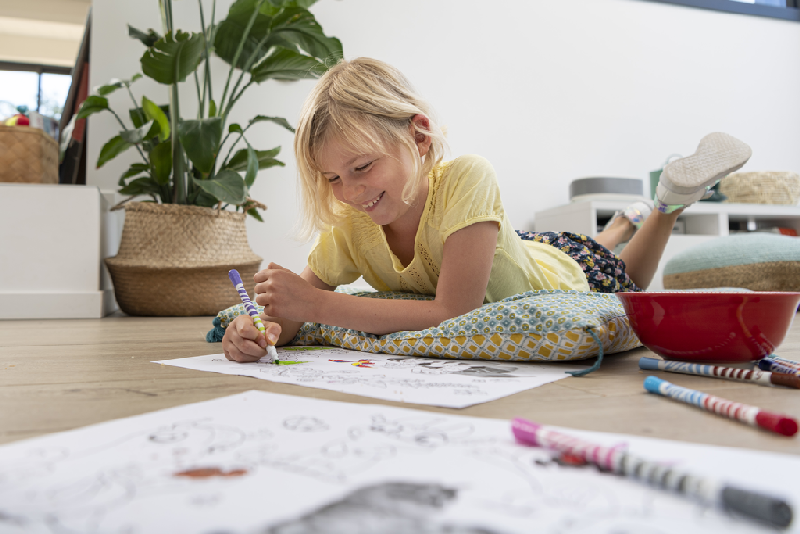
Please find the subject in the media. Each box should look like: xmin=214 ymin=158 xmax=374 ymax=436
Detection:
xmin=0 ymin=183 xmax=119 ymax=318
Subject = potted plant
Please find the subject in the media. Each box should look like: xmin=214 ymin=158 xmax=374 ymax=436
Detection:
xmin=79 ymin=0 xmax=342 ymax=316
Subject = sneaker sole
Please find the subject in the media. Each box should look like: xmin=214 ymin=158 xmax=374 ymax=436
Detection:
xmin=660 ymin=132 xmax=752 ymax=196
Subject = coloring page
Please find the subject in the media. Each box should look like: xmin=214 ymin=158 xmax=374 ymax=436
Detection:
xmin=153 ymin=347 xmax=588 ymax=408
xmin=0 ymin=391 xmax=796 ymax=534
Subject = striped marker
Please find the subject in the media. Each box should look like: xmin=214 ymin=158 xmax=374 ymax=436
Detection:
xmin=766 ymin=354 xmax=800 ymax=371
xmin=759 ymin=358 xmax=800 ymax=377
xmin=643 ymin=376 xmax=797 ymax=437
xmin=511 ymin=418 xmax=794 ymax=529
xmin=640 ymin=357 xmax=800 ymax=389
xmin=228 ymin=269 xmax=278 ymax=363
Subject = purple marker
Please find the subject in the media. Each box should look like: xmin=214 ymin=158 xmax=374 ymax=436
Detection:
xmin=511 ymin=418 xmax=793 ymax=529
xmin=228 ymin=269 xmax=278 ymax=363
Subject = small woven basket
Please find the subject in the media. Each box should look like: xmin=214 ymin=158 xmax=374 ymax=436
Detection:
xmin=106 ymin=202 xmax=262 ymax=316
xmin=720 ymin=171 xmax=800 ymax=205
xmin=0 ymin=125 xmax=58 ymax=183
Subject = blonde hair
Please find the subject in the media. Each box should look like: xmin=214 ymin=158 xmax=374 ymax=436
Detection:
xmin=294 ymin=57 xmax=446 ymax=239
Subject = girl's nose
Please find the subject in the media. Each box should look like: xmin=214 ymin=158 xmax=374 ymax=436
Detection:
xmin=342 ymin=181 xmax=366 ymax=202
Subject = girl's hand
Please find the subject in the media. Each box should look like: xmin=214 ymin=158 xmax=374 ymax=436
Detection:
xmin=254 ymin=263 xmax=320 ymax=322
xmin=222 ymin=314 xmax=281 ymax=363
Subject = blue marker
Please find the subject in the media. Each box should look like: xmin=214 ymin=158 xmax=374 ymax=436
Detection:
xmin=228 ymin=269 xmax=279 ymax=363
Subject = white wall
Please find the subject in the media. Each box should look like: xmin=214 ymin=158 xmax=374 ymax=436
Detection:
xmin=0 ymin=0 xmax=90 ymax=66
xmin=88 ymin=0 xmax=800 ymax=275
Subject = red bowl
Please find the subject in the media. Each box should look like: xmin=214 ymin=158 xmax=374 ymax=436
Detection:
xmin=616 ymin=291 xmax=800 ymax=363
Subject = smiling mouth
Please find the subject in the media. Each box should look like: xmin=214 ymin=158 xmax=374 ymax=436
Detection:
xmin=361 ymin=192 xmax=384 ymax=211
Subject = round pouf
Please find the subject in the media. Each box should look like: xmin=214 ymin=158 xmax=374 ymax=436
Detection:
xmin=106 ymin=202 xmax=262 ymax=316
xmin=663 ymin=233 xmax=800 ymax=292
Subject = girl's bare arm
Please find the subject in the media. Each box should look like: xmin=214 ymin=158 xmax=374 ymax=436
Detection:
xmin=256 ymin=221 xmax=499 ymax=335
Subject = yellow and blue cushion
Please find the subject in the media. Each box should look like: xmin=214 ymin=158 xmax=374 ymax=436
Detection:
xmin=208 ymin=289 xmax=641 ymax=376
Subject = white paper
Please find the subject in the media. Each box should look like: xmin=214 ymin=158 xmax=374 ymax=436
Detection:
xmin=0 ymin=391 xmax=796 ymax=534
xmin=153 ymin=346 xmax=588 ymax=408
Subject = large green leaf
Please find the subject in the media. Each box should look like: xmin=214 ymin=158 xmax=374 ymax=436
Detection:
xmin=76 ymin=95 xmax=109 ymax=119
xmin=128 ymin=25 xmax=161 ymax=47
xmin=243 ymin=145 xmax=258 ymax=186
xmin=96 ymin=135 xmax=132 ymax=168
xmin=150 ymin=142 xmax=173 ymax=185
xmin=224 ymin=147 xmax=282 ymax=172
xmin=141 ymin=30 xmax=205 ymax=85
xmin=120 ymin=120 xmax=159 ymax=144
xmin=142 ymin=97 xmax=170 ymax=141
xmin=193 ymin=170 xmax=247 ymax=204
xmin=177 ymin=118 xmax=223 ymax=174
xmin=95 ymin=74 xmax=143 ymax=96
xmin=213 ymin=5 xmax=274 ymax=70
xmin=268 ymin=8 xmax=342 ymax=62
xmin=248 ymin=115 xmax=294 ymax=133
xmin=250 ymin=48 xmax=324 ymax=83
xmin=120 ymin=163 xmax=151 ymax=184
xmin=119 ymin=177 xmax=161 ymax=197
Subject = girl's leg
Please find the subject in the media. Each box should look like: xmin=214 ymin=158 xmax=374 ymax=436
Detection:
xmin=617 ymin=209 xmax=682 ymax=289
xmin=618 ymin=132 xmax=751 ymax=290
xmin=595 ymin=217 xmax=634 ymax=250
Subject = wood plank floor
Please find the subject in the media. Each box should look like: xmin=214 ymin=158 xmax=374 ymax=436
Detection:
xmin=2 ymin=312 xmax=799 ymax=455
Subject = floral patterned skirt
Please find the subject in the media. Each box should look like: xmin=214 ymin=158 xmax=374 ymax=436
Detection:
xmin=516 ymin=231 xmax=643 ymax=293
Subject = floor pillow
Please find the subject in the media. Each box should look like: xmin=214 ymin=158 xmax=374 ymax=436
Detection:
xmin=663 ymin=233 xmax=800 ymax=291
xmin=208 ymin=289 xmax=642 ymax=376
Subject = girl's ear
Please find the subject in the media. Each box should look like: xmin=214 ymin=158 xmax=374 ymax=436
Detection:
xmin=409 ymin=114 xmax=432 ymax=157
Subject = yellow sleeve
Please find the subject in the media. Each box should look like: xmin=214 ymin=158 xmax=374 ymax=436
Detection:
xmin=307 ymin=227 xmax=362 ymax=288
xmin=439 ymin=155 xmax=504 ymax=240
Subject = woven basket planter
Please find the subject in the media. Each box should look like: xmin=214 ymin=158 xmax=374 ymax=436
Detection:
xmin=0 ymin=125 xmax=58 ymax=183
xmin=106 ymin=202 xmax=262 ymax=316
xmin=720 ymin=171 xmax=800 ymax=205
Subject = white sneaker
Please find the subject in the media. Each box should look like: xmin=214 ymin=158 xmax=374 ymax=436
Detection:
xmin=604 ymin=200 xmax=654 ymax=232
xmin=655 ymin=132 xmax=752 ymax=213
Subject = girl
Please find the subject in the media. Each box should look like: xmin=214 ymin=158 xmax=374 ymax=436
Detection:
xmin=222 ymin=57 xmax=751 ymax=363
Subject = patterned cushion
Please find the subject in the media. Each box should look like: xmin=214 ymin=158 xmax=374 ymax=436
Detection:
xmin=208 ymin=289 xmax=641 ymax=376
xmin=664 ymin=233 xmax=800 ymax=291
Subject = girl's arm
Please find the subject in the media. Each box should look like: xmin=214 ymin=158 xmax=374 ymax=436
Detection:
xmin=255 ymin=221 xmax=499 ymax=335
xmin=256 ymin=265 xmax=336 ymax=346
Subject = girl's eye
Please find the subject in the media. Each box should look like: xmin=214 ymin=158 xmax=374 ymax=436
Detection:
xmin=327 ymin=176 xmax=340 ymax=184
xmin=355 ymin=161 xmax=373 ymax=172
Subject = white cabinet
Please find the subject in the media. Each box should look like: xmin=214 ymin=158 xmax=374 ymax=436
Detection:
xmin=534 ymin=200 xmax=800 ymax=291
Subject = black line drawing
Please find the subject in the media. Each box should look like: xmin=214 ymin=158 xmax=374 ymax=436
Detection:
xmin=283 ymin=416 xmax=329 ymax=433
xmin=263 ymin=481 xmax=502 ymax=534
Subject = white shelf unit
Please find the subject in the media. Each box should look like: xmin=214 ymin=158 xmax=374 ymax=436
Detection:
xmin=534 ymin=200 xmax=800 ymax=291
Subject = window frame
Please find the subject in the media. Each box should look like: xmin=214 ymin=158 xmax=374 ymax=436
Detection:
xmin=644 ymin=0 xmax=800 ymax=22
xmin=0 ymin=60 xmax=73 ymax=118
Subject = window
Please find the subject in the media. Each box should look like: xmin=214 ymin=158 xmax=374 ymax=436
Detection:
xmin=0 ymin=61 xmax=72 ymax=138
xmin=648 ymin=0 xmax=800 ymax=21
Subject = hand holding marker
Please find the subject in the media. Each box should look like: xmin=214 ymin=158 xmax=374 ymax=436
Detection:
xmin=511 ymin=418 xmax=794 ymax=529
xmin=228 ymin=269 xmax=279 ymax=363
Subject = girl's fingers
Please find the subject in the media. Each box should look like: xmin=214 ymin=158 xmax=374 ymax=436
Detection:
xmin=265 ymin=323 xmax=282 ymax=346
xmin=229 ymin=332 xmax=266 ymax=362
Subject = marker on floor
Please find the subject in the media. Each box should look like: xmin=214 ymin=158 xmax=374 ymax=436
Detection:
xmin=640 ymin=357 xmax=800 ymax=389
xmin=643 ymin=376 xmax=798 ymax=437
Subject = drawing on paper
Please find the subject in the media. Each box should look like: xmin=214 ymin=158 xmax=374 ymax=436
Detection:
xmin=155 ymin=348 xmax=587 ymax=408
xmin=0 ymin=391 xmax=795 ymax=534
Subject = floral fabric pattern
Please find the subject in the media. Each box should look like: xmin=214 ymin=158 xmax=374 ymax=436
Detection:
xmin=516 ymin=231 xmax=643 ymax=293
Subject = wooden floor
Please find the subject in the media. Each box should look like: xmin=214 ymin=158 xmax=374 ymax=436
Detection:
xmin=1 ymin=312 xmax=799 ymax=455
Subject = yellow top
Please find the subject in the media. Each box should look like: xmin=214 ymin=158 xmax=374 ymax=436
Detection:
xmin=308 ymin=154 xmax=590 ymax=301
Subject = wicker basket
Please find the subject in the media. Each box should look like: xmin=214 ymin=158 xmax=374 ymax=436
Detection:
xmin=105 ymin=202 xmax=262 ymax=316
xmin=719 ymin=171 xmax=800 ymax=205
xmin=0 ymin=125 xmax=59 ymax=183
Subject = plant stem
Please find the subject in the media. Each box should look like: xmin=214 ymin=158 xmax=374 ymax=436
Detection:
xmin=198 ymin=0 xmax=213 ymax=117
xmin=219 ymin=0 xmax=266 ymax=118
xmin=225 ymin=80 xmax=254 ymax=120
xmin=193 ymin=71 xmax=203 ymax=119
xmin=109 ymin=109 xmax=149 ymax=164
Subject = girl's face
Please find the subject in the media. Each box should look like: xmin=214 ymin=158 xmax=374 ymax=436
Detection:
xmin=318 ymin=132 xmax=428 ymax=229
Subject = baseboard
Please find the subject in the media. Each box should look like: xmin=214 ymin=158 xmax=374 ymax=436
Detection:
xmin=0 ymin=291 xmax=112 ymax=319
